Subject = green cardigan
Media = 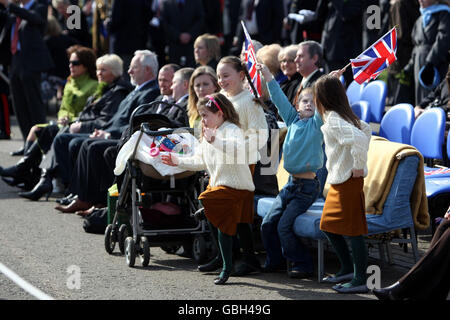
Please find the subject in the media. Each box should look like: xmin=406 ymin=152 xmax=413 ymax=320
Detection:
xmin=58 ymin=73 xmax=98 ymax=121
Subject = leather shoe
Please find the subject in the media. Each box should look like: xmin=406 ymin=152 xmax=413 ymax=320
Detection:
xmin=198 ymin=256 xmax=222 ymax=272
xmin=56 ymin=193 xmax=77 ymax=205
xmin=214 ymin=272 xmax=230 ymax=285
xmin=10 ymin=147 xmax=24 ymax=156
xmin=261 ymin=262 xmax=287 ymax=273
xmin=322 ymin=273 xmax=353 ymax=284
xmin=287 ymin=261 xmax=313 ymax=279
xmin=75 ymin=205 xmax=96 ymax=217
xmin=55 ymin=198 xmax=91 ymax=213
xmin=372 ymin=282 xmax=402 ymax=300
xmin=332 ymin=283 xmax=369 ymax=294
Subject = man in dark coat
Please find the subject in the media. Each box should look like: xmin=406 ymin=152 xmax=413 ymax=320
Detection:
xmin=0 ymin=0 xmax=54 ymax=149
xmin=234 ymin=0 xmax=284 ymax=48
xmin=160 ymin=0 xmax=205 ymax=67
xmin=316 ymin=0 xmax=363 ymax=86
xmin=106 ymin=0 xmax=152 ymax=81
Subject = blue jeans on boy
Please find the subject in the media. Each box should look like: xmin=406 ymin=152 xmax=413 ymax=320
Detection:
xmin=261 ymin=176 xmax=320 ymax=272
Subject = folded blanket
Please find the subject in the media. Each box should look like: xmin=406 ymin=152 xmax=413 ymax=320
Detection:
xmin=364 ymin=136 xmax=429 ymax=230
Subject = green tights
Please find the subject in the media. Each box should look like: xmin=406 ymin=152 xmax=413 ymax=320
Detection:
xmin=324 ymin=231 xmax=368 ymax=286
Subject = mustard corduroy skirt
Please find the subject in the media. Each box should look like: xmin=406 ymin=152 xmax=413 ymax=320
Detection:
xmin=320 ymin=177 xmax=368 ymax=236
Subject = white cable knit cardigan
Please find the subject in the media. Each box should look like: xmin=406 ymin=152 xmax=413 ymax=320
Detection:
xmin=177 ymin=121 xmax=255 ymax=191
xmin=321 ymin=111 xmax=372 ymax=184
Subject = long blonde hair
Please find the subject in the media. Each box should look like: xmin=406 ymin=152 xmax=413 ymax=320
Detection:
xmin=187 ymin=66 xmax=220 ymax=125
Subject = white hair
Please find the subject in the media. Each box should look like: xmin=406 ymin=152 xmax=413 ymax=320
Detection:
xmin=96 ymin=54 xmax=123 ymax=77
xmin=134 ymin=50 xmax=159 ymax=77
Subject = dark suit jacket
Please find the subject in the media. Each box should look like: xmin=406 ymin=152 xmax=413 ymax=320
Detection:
xmin=78 ymin=77 xmax=132 ymax=133
xmin=103 ymin=79 xmax=160 ymax=139
xmin=107 ymin=0 xmax=152 ymax=55
xmin=317 ymin=0 xmax=363 ymax=63
xmin=160 ymin=0 xmax=205 ymax=66
xmin=0 ymin=2 xmax=54 ymax=73
xmin=236 ymin=0 xmax=284 ymax=46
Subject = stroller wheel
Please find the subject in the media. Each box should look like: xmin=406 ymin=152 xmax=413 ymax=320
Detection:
xmin=118 ymin=224 xmax=129 ymax=254
xmin=125 ymin=237 xmax=136 ymax=267
xmin=192 ymin=234 xmax=207 ymax=264
xmin=104 ymin=224 xmax=116 ymax=254
xmin=139 ymin=236 xmax=150 ymax=267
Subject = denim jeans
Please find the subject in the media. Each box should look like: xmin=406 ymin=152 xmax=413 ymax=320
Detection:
xmin=261 ymin=176 xmax=320 ymax=272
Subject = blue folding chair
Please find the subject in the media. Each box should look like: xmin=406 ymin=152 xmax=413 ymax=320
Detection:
xmin=359 ymin=80 xmax=387 ymax=123
xmin=346 ymin=80 xmax=365 ymax=105
xmin=379 ymin=103 xmax=415 ymax=144
xmin=351 ymin=101 xmax=371 ymax=123
xmin=410 ymin=107 xmax=446 ymax=170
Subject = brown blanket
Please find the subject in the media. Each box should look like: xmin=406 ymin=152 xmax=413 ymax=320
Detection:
xmin=364 ymin=136 xmax=430 ymax=230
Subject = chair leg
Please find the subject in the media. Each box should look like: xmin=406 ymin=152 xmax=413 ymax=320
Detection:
xmin=409 ymin=226 xmax=419 ymax=263
xmin=317 ymin=239 xmax=324 ymax=283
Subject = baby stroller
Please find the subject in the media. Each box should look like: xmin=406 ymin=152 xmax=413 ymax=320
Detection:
xmin=104 ymin=101 xmax=216 ymax=267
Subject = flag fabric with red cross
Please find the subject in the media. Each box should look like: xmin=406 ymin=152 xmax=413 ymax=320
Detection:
xmin=241 ymin=21 xmax=262 ymax=98
xmin=350 ymin=26 xmax=397 ymax=84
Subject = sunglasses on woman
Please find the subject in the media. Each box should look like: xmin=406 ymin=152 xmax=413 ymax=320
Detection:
xmin=69 ymin=60 xmax=82 ymax=66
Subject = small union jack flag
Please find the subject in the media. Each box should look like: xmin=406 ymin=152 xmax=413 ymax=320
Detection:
xmin=350 ymin=27 xmax=397 ymax=84
xmin=241 ymin=21 xmax=262 ymax=98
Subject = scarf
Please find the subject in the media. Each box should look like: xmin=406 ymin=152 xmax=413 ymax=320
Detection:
xmin=420 ymin=4 xmax=450 ymax=27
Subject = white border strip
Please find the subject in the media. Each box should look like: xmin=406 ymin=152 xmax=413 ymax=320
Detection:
xmin=0 ymin=262 xmax=54 ymax=300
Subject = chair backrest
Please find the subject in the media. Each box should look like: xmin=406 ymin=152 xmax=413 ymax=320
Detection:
xmin=360 ymin=80 xmax=387 ymax=123
xmin=346 ymin=80 xmax=365 ymax=105
xmin=351 ymin=101 xmax=371 ymax=123
xmin=366 ymin=155 xmax=419 ymax=234
xmin=379 ymin=103 xmax=415 ymax=144
xmin=410 ymin=108 xmax=446 ymax=160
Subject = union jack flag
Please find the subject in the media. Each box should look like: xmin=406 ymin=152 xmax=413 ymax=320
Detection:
xmin=350 ymin=27 xmax=397 ymax=84
xmin=241 ymin=21 xmax=262 ymax=98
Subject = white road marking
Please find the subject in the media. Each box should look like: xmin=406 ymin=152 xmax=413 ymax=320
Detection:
xmin=0 ymin=262 xmax=54 ymax=300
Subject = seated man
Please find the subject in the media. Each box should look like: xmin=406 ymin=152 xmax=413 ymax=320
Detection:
xmin=55 ymin=67 xmax=193 ymax=213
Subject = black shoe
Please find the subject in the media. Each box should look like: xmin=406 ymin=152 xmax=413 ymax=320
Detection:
xmin=198 ymin=256 xmax=222 ymax=272
xmin=232 ymin=259 xmax=261 ymax=277
xmin=214 ymin=271 xmax=230 ymax=285
xmin=261 ymin=262 xmax=287 ymax=273
xmin=372 ymin=282 xmax=402 ymax=300
xmin=18 ymin=171 xmax=53 ymax=201
xmin=56 ymin=193 xmax=77 ymax=205
xmin=10 ymin=147 xmax=25 ymax=156
xmin=287 ymin=261 xmax=313 ymax=279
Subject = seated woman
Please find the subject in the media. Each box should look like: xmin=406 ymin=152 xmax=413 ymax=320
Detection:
xmin=187 ymin=66 xmax=220 ymax=136
xmin=0 ymin=53 xmax=130 ymax=201
xmin=0 ymin=45 xmax=97 ymax=189
xmin=193 ymin=33 xmax=221 ymax=70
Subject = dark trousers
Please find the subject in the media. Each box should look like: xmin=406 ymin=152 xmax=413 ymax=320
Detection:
xmin=69 ymin=139 xmax=118 ymax=204
xmin=52 ymin=133 xmax=90 ymax=185
xmin=10 ymin=54 xmax=47 ymax=141
xmin=398 ymin=218 xmax=450 ymax=300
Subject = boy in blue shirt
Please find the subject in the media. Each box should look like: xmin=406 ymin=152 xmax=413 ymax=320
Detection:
xmin=256 ymin=63 xmax=324 ymax=278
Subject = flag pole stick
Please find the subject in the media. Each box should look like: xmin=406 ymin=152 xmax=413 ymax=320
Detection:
xmin=240 ymin=20 xmax=261 ymax=99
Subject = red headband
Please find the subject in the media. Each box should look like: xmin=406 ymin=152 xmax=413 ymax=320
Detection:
xmin=206 ymin=95 xmax=223 ymax=113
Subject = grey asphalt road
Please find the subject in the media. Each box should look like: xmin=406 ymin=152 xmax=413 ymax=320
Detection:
xmin=0 ymin=119 xmax=414 ymax=302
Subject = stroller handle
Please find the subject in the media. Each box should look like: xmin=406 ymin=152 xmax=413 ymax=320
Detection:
xmin=140 ymin=123 xmax=194 ymax=136
xmin=129 ymin=100 xmax=189 ymax=138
